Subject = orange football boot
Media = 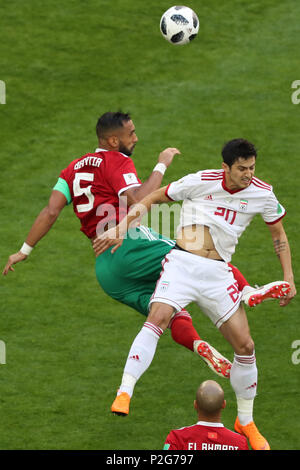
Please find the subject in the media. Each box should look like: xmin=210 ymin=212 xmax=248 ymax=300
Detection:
xmin=234 ymin=417 xmax=270 ymax=450
xmin=111 ymin=392 xmax=131 ymax=416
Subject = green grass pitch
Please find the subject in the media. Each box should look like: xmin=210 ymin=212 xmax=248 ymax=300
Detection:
xmin=1 ymin=0 xmax=300 ymax=450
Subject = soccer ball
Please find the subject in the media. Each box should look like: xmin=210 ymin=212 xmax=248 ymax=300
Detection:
xmin=160 ymin=6 xmax=199 ymax=45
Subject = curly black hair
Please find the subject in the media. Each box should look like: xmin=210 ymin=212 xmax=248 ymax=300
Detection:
xmin=221 ymin=138 xmax=257 ymax=167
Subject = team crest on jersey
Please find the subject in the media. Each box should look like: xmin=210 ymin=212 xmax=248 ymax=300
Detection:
xmin=160 ymin=281 xmax=170 ymax=292
xmin=239 ymin=199 xmax=248 ymax=211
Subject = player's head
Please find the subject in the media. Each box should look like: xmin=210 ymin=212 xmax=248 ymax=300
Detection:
xmin=194 ymin=380 xmax=226 ymax=420
xmin=221 ymin=138 xmax=257 ymax=167
xmin=221 ymin=138 xmax=257 ymax=190
xmin=96 ymin=112 xmax=138 ymax=156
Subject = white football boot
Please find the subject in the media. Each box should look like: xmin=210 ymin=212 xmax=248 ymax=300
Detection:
xmin=242 ymin=281 xmax=290 ymax=307
xmin=194 ymin=340 xmax=232 ymax=378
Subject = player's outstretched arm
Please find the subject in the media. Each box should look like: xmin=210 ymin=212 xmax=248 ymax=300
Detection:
xmin=123 ymin=148 xmax=180 ymax=206
xmin=2 ymin=191 xmax=67 ymax=276
xmin=93 ymin=186 xmax=170 ymax=256
xmin=267 ymin=220 xmax=296 ymax=306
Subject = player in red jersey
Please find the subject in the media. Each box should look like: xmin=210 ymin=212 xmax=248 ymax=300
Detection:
xmin=2 ymin=113 xmax=286 ymax=385
xmin=2 ymin=111 xmax=233 ymax=378
xmin=163 ymin=380 xmax=248 ymax=451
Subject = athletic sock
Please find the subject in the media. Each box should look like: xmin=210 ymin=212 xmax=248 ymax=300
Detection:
xmin=229 ymin=264 xmax=250 ymax=291
xmin=236 ymin=397 xmax=254 ymax=426
xmin=230 ymin=353 xmax=257 ymax=426
xmin=118 ymin=322 xmax=163 ymax=397
xmin=169 ymin=310 xmax=201 ymax=352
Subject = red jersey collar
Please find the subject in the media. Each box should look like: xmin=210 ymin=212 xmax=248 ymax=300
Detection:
xmin=221 ymin=170 xmax=251 ymax=194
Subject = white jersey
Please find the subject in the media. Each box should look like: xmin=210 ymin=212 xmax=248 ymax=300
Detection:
xmin=165 ymin=169 xmax=286 ymax=262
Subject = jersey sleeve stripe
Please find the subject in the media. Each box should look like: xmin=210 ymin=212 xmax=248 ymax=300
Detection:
xmin=264 ymin=212 xmax=286 ymax=225
xmin=201 ymin=170 xmax=224 ymax=180
xmin=252 ymin=177 xmax=272 ymax=191
xmin=202 ymin=176 xmax=223 ymax=180
xmin=165 ymin=183 xmax=175 ymax=200
xmin=118 ymin=183 xmax=141 ymax=197
xmin=201 ymin=170 xmax=223 ymax=175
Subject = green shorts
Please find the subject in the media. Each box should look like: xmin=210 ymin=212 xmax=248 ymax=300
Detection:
xmin=95 ymin=226 xmax=175 ymax=316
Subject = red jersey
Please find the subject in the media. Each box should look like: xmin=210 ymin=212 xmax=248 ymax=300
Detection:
xmin=164 ymin=421 xmax=249 ymax=451
xmin=57 ymin=148 xmax=141 ymax=239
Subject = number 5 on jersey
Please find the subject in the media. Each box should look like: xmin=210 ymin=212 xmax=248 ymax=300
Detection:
xmin=73 ymin=172 xmax=95 ymax=213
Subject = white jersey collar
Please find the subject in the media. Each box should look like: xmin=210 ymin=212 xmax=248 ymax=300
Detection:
xmin=95 ymin=148 xmax=128 ymax=158
xmin=196 ymin=421 xmax=224 ymax=427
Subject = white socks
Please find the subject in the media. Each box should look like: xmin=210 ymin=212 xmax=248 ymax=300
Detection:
xmin=118 ymin=322 xmax=163 ymax=397
xmin=230 ymin=353 xmax=257 ymax=425
xmin=117 ymin=324 xmax=257 ymax=428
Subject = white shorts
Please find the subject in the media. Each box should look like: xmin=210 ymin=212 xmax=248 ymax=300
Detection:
xmin=150 ymin=249 xmax=242 ymax=328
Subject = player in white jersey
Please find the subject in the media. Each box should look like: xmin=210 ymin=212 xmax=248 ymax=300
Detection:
xmin=166 ymin=168 xmax=286 ymax=263
xmin=94 ymin=138 xmax=296 ymax=450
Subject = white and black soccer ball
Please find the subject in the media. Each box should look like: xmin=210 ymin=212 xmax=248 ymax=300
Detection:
xmin=160 ymin=6 xmax=199 ymax=45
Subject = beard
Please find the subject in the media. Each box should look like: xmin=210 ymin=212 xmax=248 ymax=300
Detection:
xmin=119 ymin=142 xmax=135 ymax=156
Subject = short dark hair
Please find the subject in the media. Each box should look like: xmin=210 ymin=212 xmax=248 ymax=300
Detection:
xmin=96 ymin=111 xmax=131 ymax=139
xmin=221 ymin=138 xmax=257 ymax=167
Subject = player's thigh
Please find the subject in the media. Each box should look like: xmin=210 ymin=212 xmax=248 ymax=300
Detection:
xmin=120 ymin=287 xmax=155 ymax=317
xmin=95 ymin=239 xmax=160 ymax=288
xmin=147 ymin=302 xmax=176 ymax=330
xmin=219 ymin=304 xmax=254 ymax=355
xmin=96 ymin=251 xmax=160 ymax=316
xmin=111 ymin=228 xmax=173 ymax=282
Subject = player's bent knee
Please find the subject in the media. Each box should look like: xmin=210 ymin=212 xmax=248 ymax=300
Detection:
xmin=236 ymin=337 xmax=255 ymax=356
xmin=147 ymin=303 xmax=175 ymax=330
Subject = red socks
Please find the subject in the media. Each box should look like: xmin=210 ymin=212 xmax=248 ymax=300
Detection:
xmin=229 ymin=263 xmax=250 ymax=291
xmin=169 ymin=311 xmax=200 ymax=352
